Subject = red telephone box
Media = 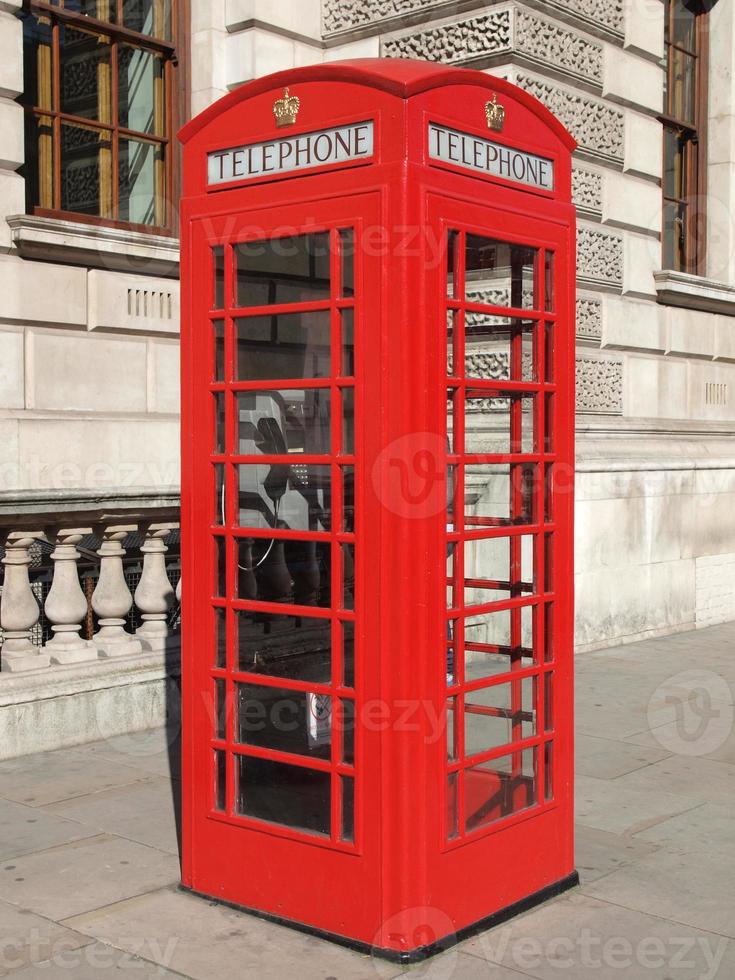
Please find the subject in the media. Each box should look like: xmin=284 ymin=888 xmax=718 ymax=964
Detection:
xmin=179 ymin=58 xmax=577 ymax=961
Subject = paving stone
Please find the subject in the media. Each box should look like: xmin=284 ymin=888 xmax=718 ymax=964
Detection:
xmin=6 ymin=941 xmax=184 ymax=978
xmin=63 ymin=886 xmax=404 ymax=980
xmin=574 ymin=734 xmax=670 ymax=779
xmin=583 ymin=846 xmax=735 ymax=939
xmin=0 ymin=897 xmax=92 ymax=978
xmin=575 ymin=774 xmax=699 ymax=835
xmin=574 ymin=824 xmax=660 ymax=884
xmin=612 ymin=754 xmax=735 ymax=807
xmin=74 ymin=729 xmax=181 ymax=781
xmin=0 ymin=835 xmax=179 ymax=921
xmin=0 ymin=749 xmax=148 ymax=808
xmin=0 ymin=798 xmax=97 ymax=862
xmin=461 ymin=891 xmax=734 ymax=979
xmin=632 ymin=802 xmax=735 ymax=855
xmin=43 ymin=778 xmax=180 ymax=856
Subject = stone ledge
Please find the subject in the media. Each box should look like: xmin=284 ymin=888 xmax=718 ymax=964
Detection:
xmin=0 ymin=486 xmax=180 ymax=526
xmin=0 ymin=645 xmax=180 ymax=760
xmin=654 ymin=270 xmax=735 ymax=317
xmin=8 ymin=215 xmax=180 ymax=278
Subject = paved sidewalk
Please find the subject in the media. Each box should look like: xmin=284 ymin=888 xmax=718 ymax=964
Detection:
xmin=0 ymin=623 xmax=733 ymax=978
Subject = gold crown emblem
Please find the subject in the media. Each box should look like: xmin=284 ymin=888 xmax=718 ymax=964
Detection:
xmin=485 ymin=93 xmax=506 ymax=132
xmin=273 ymin=87 xmax=300 ymax=128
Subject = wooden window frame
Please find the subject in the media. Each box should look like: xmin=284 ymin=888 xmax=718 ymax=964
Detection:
xmin=661 ymin=0 xmax=710 ymax=276
xmin=23 ymin=0 xmax=189 ymax=237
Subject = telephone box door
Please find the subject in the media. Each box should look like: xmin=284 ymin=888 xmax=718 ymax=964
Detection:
xmin=182 ymin=192 xmax=383 ymax=941
xmin=429 ymin=191 xmax=574 ymax=912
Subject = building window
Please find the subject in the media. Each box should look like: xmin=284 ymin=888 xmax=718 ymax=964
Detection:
xmin=662 ymin=0 xmax=709 ymax=274
xmin=23 ymin=1 xmax=177 ymax=232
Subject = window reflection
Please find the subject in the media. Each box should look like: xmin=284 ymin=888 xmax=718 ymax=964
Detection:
xmin=465 ymin=235 xmax=537 ymax=309
xmin=235 ymin=232 xmax=330 ymax=308
xmin=236 ymin=312 xmax=331 ymax=381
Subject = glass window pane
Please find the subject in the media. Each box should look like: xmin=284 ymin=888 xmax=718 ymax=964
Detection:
xmin=214 ymin=607 xmax=226 ymax=668
xmin=670 ymin=48 xmax=696 ymax=124
xmin=341 ymin=543 xmax=355 ymax=611
xmin=122 ymin=0 xmax=171 ymax=40
xmin=544 ymin=671 xmax=554 ymax=732
xmin=463 ymin=533 xmax=536 ymax=607
xmin=544 ymin=252 xmax=554 ymax=312
xmin=213 ymin=464 xmax=224 ymax=526
xmin=236 ymin=608 xmax=331 ymax=682
xmin=236 ymin=682 xmax=331 ymax=760
xmin=447 ymin=697 xmax=458 ymax=761
xmin=213 ymin=749 xmax=226 ymax=811
xmin=663 ymin=200 xmax=686 ymax=271
xmin=465 ymin=236 xmax=537 ymax=309
xmin=670 ymin=0 xmax=697 ymax=51
xmin=236 ymin=754 xmax=330 ymax=836
xmin=465 ymin=390 xmax=536 ymax=455
xmin=465 ymin=316 xmax=535 ymax=382
xmin=341 ymin=388 xmax=354 ymax=455
xmin=340 ymin=228 xmax=354 ymax=297
xmin=236 ymin=313 xmax=331 ymax=381
xmin=235 ymin=233 xmax=330 ymax=307
xmin=464 ymin=678 xmax=536 ymax=757
xmin=236 ymin=389 xmax=331 ymax=456
xmin=341 ymin=698 xmax=355 ymax=765
xmin=341 ymin=776 xmax=355 ymax=842
xmin=236 ymin=464 xmax=331 ymax=532
xmin=465 ymin=748 xmax=536 ymax=832
xmin=212 ymin=247 xmax=225 ymax=309
xmin=60 ymin=122 xmax=112 ymax=217
xmin=214 ymin=536 xmax=226 ymax=597
xmin=23 ymin=16 xmax=53 ymax=111
xmin=119 ymin=138 xmax=163 ymax=226
xmin=236 ymin=537 xmax=331 ymax=606
xmin=118 ymin=45 xmax=165 ymax=136
xmin=65 ymin=0 xmax=117 ymax=22
xmin=544 ymin=741 xmax=553 ymax=801
xmin=59 ymin=26 xmax=112 ymax=123
xmin=213 ymin=392 xmax=225 ymax=454
xmin=465 ymin=462 xmax=536 ymax=528
xmin=25 ymin=113 xmax=55 ymax=211
xmin=342 ymin=620 xmax=355 ymax=688
xmin=213 ymin=319 xmax=225 ymax=380
xmin=446 ymin=230 xmax=459 ymax=298
xmin=663 ymin=129 xmax=686 ymax=200
xmin=464 ymin=606 xmax=534 ymax=682
xmin=341 ymin=308 xmax=354 ymax=377
xmin=447 ymin=771 xmax=459 ymax=839
xmin=214 ymin=678 xmax=226 ymax=739
xmin=342 ymin=465 xmax=355 ymax=533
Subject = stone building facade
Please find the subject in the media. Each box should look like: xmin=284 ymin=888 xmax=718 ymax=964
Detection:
xmin=0 ymin=0 xmax=734 ymax=752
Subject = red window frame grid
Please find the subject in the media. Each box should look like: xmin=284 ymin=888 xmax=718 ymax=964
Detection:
xmin=205 ymin=223 xmax=361 ymax=852
xmin=443 ymin=226 xmax=557 ymax=848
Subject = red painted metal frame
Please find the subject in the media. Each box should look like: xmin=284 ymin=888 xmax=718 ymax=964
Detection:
xmin=179 ymin=59 xmax=576 ymax=957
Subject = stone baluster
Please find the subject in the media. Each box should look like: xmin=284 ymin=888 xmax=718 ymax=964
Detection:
xmin=92 ymin=525 xmax=142 ymax=658
xmin=42 ymin=527 xmax=98 ymax=665
xmin=0 ymin=532 xmax=49 ymax=672
xmin=134 ymin=523 xmax=177 ymax=652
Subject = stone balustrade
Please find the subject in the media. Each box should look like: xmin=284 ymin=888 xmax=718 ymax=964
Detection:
xmin=0 ymin=490 xmax=182 ymax=676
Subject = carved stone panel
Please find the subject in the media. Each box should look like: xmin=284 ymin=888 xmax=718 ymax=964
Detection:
xmin=572 ymin=169 xmax=603 ymax=218
xmin=576 ymin=297 xmax=603 ymax=342
xmin=323 ymin=0 xmax=623 ymax=41
xmin=575 ymin=355 xmax=623 ymax=414
xmin=382 ymin=8 xmax=602 ymax=89
xmin=576 ymin=226 xmax=624 ymax=291
xmin=382 ymin=10 xmax=512 ymax=65
xmin=513 ymin=72 xmax=624 ymax=165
